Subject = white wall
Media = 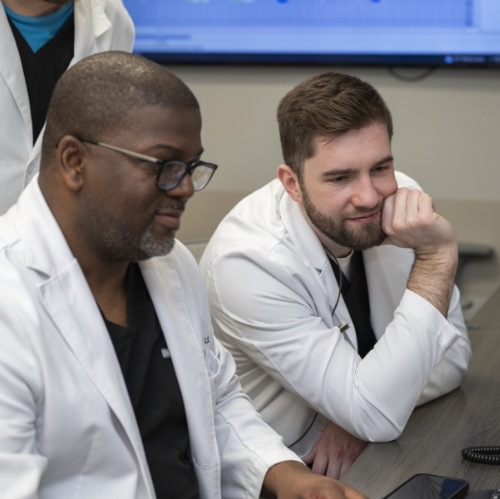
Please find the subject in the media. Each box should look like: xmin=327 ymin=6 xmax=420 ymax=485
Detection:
xmin=172 ymin=64 xmax=500 ymax=305
xmin=170 ymin=65 xmax=500 ymax=202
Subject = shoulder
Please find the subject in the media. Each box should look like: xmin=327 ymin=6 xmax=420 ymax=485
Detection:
xmin=202 ymin=180 xmax=289 ymax=259
xmin=75 ymin=0 xmax=135 ymax=46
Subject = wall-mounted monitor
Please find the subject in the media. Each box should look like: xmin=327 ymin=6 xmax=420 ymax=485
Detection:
xmin=122 ymin=0 xmax=500 ymax=67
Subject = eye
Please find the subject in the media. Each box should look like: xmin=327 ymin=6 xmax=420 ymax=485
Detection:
xmin=137 ymin=159 xmax=162 ymax=174
xmin=329 ymin=174 xmax=351 ymax=184
xmin=372 ymin=165 xmax=390 ymax=174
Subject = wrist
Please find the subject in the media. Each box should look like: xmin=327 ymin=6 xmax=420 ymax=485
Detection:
xmin=415 ymin=245 xmax=458 ymax=272
xmin=262 ymin=461 xmax=307 ymax=497
xmin=409 ymin=247 xmax=458 ymax=317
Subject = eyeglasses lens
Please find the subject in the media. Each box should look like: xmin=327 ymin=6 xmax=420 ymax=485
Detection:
xmin=157 ymin=162 xmax=215 ymax=192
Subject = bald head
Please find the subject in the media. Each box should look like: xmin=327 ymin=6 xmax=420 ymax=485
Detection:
xmin=37 ymin=50 xmax=205 ymax=267
xmin=41 ymin=51 xmax=200 ymax=169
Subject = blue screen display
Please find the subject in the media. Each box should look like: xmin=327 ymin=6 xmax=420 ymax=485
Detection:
xmin=123 ymin=0 xmax=500 ymax=67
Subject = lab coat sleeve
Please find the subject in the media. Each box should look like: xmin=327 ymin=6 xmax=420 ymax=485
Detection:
xmin=202 ymin=245 xmax=470 ymax=442
xmin=416 ymin=283 xmax=471 ymax=405
xmin=211 ymin=338 xmax=302 ymax=497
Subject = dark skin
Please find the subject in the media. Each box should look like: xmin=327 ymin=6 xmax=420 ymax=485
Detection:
xmin=1 ymin=0 xmax=71 ymax=16
xmin=39 ymin=105 xmax=200 ymax=327
xmin=38 ymin=103 xmax=366 ymax=499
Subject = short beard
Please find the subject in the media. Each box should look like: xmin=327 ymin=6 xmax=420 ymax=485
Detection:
xmin=80 ymin=203 xmax=177 ymax=263
xmin=137 ymin=225 xmax=176 ymax=260
xmin=44 ymin=1 xmax=72 ymax=5
xmin=300 ymin=178 xmax=386 ymax=251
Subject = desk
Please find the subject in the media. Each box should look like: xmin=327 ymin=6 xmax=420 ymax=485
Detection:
xmin=342 ymin=286 xmax=500 ymax=498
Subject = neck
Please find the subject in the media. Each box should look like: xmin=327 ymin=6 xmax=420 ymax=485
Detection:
xmin=325 ymin=246 xmax=353 ymax=261
xmin=311 ymin=223 xmax=352 ymax=259
xmin=83 ymin=260 xmax=130 ymax=327
xmin=2 ymin=0 xmax=69 ymax=17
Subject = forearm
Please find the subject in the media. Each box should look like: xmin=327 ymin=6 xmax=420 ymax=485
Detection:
xmin=408 ymin=245 xmax=458 ymax=317
xmin=382 ymin=187 xmax=459 ymax=317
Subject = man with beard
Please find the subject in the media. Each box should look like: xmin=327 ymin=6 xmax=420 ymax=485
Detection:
xmin=0 ymin=0 xmax=134 ymax=214
xmin=199 ymin=72 xmax=471 ymax=480
xmin=0 ymin=52 xmax=366 ymax=499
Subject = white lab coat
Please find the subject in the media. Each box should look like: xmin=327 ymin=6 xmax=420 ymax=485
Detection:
xmin=0 ymin=0 xmax=135 ymax=214
xmin=0 ymin=178 xmax=301 ymax=499
xmin=199 ymin=173 xmax=472 ymax=457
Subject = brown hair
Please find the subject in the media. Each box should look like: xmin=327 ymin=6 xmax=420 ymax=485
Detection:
xmin=277 ymin=72 xmax=393 ymax=174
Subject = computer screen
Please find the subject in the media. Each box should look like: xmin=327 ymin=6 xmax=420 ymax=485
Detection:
xmin=123 ymin=0 xmax=500 ymax=67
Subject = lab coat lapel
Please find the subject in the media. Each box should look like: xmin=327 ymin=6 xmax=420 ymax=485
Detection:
xmin=39 ymin=268 xmax=140 ymax=437
xmin=140 ymin=257 xmax=219 ymax=472
xmin=38 ymin=267 xmax=155 ymax=495
xmin=73 ymin=0 xmax=110 ymax=60
xmin=0 ymin=9 xmax=32 ymax=135
xmin=15 ymin=181 xmax=149 ymax=481
xmin=280 ymin=192 xmax=357 ymax=346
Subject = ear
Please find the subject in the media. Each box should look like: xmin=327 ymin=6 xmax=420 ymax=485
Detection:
xmin=56 ymin=135 xmax=86 ymax=192
xmin=277 ymin=163 xmax=303 ymax=204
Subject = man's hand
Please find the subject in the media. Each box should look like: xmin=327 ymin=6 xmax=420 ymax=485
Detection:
xmin=302 ymin=421 xmax=368 ymax=479
xmin=381 ymin=188 xmax=457 ymax=256
xmin=262 ymin=460 xmax=367 ymax=499
xmin=381 ymin=188 xmax=458 ymax=316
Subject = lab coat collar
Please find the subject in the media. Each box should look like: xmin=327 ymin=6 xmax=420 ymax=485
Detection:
xmin=0 ymin=7 xmax=31 ymax=134
xmin=12 ymin=177 xmax=75 ymax=277
xmin=73 ymin=0 xmax=114 ymax=60
xmin=278 ymin=183 xmax=330 ymax=273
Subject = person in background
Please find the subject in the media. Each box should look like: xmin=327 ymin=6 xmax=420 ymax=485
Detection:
xmin=0 ymin=0 xmax=134 ymax=214
xmin=199 ymin=71 xmax=471 ymax=479
xmin=0 ymin=51 xmax=366 ymax=499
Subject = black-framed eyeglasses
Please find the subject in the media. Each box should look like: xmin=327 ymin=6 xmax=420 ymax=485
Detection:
xmin=77 ymin=137 xmax=218 ymax=192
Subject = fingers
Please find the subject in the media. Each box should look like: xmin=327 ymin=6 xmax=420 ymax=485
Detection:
xmin=384 ymin=188 xmax=428 ymax=234
xmin=325 ymin=458 xmax=342 ymax=480
xmin=304 ymin=421 xmax=368 ymax=481
xmin=381 ymin=191 xmax=396 ymax=235
xmin=308 ymin=447 xmax=340 ymax=478
xmin=338 ymin=453 xmax=358 ymax=479
xmin=381 ymin=187 xmax=453 ymax=252
xmin=307 ymin=441 xmax=367 ymax=480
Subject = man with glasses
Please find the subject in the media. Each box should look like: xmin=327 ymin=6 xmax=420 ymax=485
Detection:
xmin=0 ymin=52 xmax=365 ymax=499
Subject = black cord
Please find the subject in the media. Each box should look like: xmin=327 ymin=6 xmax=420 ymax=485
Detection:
xmin=330 ymin=252 xmax=343 ymax=316
xmin=289 ymin=412 xmax=319 ymax=447
xmin=387 ymin=66 xmax=437 ymax=82
xmin=462 ymin=446 xmax=500 ymax=465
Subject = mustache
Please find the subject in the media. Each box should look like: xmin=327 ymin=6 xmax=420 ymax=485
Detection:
xmin=346 ymin=204 xmax=383 ymax=217
xmin=163 ymin=199 xmax=186 ymax=212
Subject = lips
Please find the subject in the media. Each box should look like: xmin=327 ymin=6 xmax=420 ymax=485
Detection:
xmin=347 ymin=211 xmax=380 ymax=224
xmin=155 ymin=204 xmax=185 ymax=230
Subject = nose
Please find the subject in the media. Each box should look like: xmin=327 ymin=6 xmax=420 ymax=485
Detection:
xmin=163 ymin=172 xmax=195 ymax=199
xmin=351 ymin=176 xmax=380 ymax=209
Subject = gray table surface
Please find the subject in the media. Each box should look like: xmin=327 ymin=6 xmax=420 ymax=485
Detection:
xmin=342 ymin=286 xmax=500 ymax=498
